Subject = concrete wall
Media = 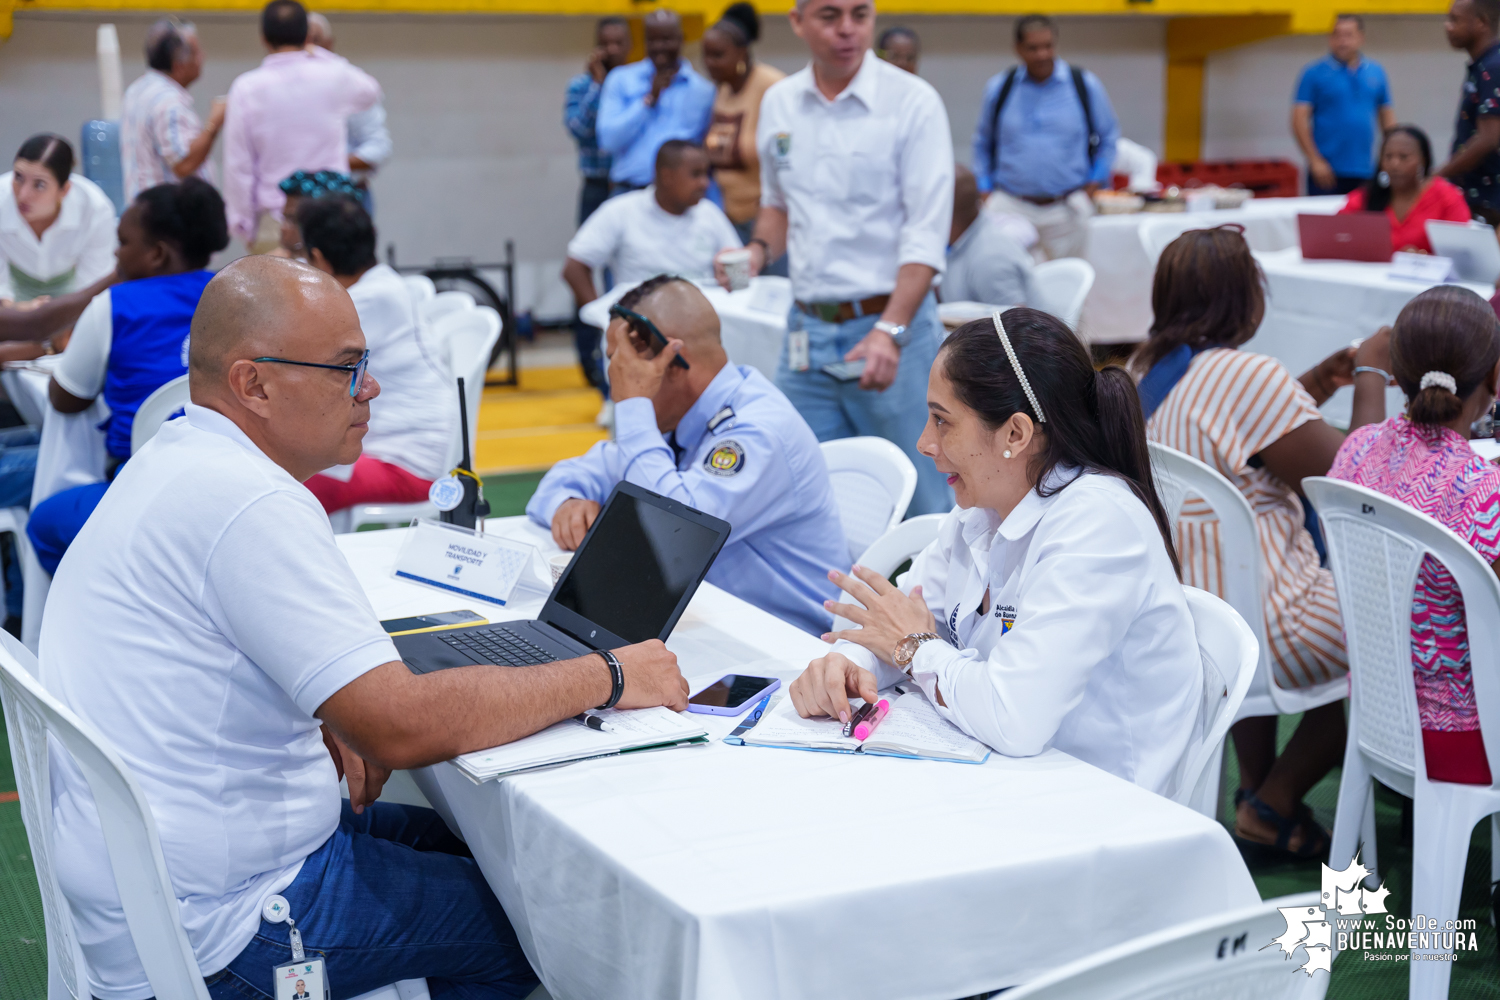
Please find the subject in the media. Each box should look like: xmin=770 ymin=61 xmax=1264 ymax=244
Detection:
xmin=0 ymin=10 xmax=1461 ymax=316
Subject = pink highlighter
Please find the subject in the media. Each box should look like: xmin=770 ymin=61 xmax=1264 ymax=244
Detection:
xmin=853 ymin=699 xmax=890 ymax=741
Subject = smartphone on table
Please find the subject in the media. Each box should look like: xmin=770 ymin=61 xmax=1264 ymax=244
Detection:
xmin=687 ymin=674 xmax=781 ymax=716
xmin=380 ymin=610 xmax=488 ymax=636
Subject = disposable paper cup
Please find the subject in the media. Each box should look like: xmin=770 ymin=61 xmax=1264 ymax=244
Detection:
xmin=721 ymin=248 xmax=752 ymax=291
xmin=550 ymin=552 xmax=574 ymax=582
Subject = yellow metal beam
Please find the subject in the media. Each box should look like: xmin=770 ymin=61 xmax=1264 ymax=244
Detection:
xmin=3 ymin=0 xmax=1454 ymax=14
xmin=1164 ymin=14 xmax=1300 ymax=161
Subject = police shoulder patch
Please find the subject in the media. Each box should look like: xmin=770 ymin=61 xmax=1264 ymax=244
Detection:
xmin=704 ymin=439 xmax=746 ymax=477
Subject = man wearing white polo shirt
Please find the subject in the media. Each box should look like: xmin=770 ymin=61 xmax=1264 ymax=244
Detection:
xmin=719 ymin=0 xmax=954 ymax=514
xmin=41 ymin=255 xmax=688 ymax=1000
xmin=562 ymin=140 xmax=740 ymax=302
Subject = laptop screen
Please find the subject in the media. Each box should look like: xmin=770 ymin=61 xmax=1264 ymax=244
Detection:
xmin=549 ymin=487 xmax=726 ymax=645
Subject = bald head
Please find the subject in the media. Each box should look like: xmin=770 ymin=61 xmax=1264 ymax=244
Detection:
xmin=190 ymin=255 xmax=352 ymax=390
xmin=307 ymin=12 xmax=333 ymax=49
xmin=644 ymin=8 xmax=681 ymax=31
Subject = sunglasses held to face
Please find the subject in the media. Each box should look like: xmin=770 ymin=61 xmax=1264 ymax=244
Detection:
xmin=608 ymin=305 xmax=690 ymax=370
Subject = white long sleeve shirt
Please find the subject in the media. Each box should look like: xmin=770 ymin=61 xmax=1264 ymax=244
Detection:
xmin=840 ymin=469 xmax=1203 ymax=796
xmin=0 ymin=173 xmax=117 ymax=302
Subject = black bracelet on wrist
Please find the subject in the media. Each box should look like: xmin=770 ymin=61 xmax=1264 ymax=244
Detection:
xmin=595 ymin=649 xmax=624 ymax=710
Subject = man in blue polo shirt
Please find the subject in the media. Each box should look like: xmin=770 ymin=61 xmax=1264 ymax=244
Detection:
xmin=1292 ymin=15 xmax=1395 ymax=196
xmin=971 ymin=15 xmax=1119 ymax=261
xmin=1439 ymin=0 xmax=1500 ymax=223
xmin=597 ymin=8 xmax=714 ymax=196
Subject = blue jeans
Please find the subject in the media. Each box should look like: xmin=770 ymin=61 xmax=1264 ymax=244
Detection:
xmin=776 ymin=293 xmax=952 ymax=515
xmin=28 ymin=480 xmax=109 ymax=576
xmin=205 ymin=802 xmax=538 ymax=1000
xmin=0 ymin=427 xmax=40 ymax=618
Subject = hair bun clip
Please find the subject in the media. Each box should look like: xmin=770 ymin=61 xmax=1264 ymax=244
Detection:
xmin=1419 ymin=371 xmax=1458 ymax=394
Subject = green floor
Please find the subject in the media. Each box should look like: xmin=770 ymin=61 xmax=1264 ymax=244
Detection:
xmin=0 ymin=475 xmax=1493 ymax=996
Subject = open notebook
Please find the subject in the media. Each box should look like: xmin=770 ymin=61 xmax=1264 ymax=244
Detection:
xmin=453 ymin=707 xmax=709 ymax=782
xmin=733 ymin=692 xmax=990 ymax=764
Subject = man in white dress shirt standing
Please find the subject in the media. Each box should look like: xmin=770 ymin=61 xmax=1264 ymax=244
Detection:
xmin=720 ymin=0 xmax=954 ymax=514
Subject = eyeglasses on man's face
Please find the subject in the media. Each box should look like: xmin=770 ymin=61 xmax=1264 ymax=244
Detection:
xmin=252 ymin=349 xmax=371 ymax=397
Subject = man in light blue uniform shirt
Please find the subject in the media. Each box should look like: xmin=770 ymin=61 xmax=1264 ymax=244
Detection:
xmin=527 ymin=276 xmax=844 ymax=636
xmin=597 ymin=9 xmax=715 ymax=195
xmin=971 ymin=15 xmax=1119 ymax=260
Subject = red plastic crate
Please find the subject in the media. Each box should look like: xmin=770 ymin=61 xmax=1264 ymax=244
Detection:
xmin=1155 ymin=159 xmax=1301 ymax=198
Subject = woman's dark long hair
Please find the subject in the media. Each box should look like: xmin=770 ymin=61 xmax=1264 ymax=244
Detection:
xmin=1132 ymin=226 xmax=1265 ymax=373
xmin=1360 ymin=124 xmax=1433 ymax=213
xmin=943 ymin=309 xmax=1182 ymax=577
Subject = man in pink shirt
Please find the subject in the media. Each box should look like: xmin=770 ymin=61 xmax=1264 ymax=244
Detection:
xmin=223 ymin=0 xmax=381 ymax=252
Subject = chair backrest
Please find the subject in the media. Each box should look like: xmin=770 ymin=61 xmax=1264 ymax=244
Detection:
xmin=819 ymin=437 xmax=918 ymax=564
xmin=403 ymin=274 xmax=436 ymax=306
xmin=1148 ymin=443 xmax=1269 ymax=658
xmin=130 ymin=375 xmax=190 ymax=455
xmin=1304 ymin=476 xmax=1500 ymax=787
xmin=441 ymin=306 xmax=502 ymax=472
xmin=420 ymin=289 xmax=475 ymax=325
xmin=830 ymin=514 xmax=946 ymax=631
xmin=1176 ymin=587 xmax=1259 ymax=815
xmin=1030 ymin=258 xmax=1096 ymax=330
xmin=0 ymin=631 xmax=210 ymax=999
xmin=1005 ymin=892 xmax=1323 ymax=999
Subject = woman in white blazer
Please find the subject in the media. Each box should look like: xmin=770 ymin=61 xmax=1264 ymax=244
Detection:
xmin=790 ymin=309 xmax=1203 ymax=796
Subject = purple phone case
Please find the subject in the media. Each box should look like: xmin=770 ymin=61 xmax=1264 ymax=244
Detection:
xmin=686 ymin=676 xmax=781 ymax=716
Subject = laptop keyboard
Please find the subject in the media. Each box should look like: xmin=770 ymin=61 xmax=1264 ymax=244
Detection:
xmin=440 ymin=626 xmax=557 ymax=666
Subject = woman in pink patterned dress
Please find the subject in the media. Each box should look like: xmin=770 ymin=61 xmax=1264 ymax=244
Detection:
xmin=1330 ymin=285 xmax=1499 ymax=784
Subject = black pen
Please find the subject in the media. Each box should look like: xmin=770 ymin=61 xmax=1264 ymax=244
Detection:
xmin=842 ymin=701 xmax=876 ymax=739
xmin=574 ymin=712 xmax=618 ymax=734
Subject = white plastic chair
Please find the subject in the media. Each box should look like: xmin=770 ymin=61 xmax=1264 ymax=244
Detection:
xmin=1004 ymin=891 xmax=1328 ymax=1000
xmin=819 ymin=437 xmax=918 ymax=565
xmin=1030 ymin=258 xmax=1095 ymax=330
xmin=1149 ymin=442 xmax=1347 ymax=720
xmin=343 ymin=307 xmax=501 ymax=532
xmin=0 ymin=507 xmax=44 ymax=659
xmin=0 ymin=631 xmax=431 ymax=1000
xmin=404 ymin=274 xmax=436 ymax=308
xmin=419 ymin=289 xmax=475 ymax=326
xmin=130 ymin=375 xmax=190 ymax=455
xmin=829 ymin=513 xmax=946 ymax=632
xmin=1305 ymin=476 xmax=1500 ymax=1000
xmin=1176 ymin=586 xmax=1259 ymax=817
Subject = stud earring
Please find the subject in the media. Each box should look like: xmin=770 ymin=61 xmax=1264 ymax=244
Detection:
xmin=1003 ymin=449 xmax=1012 ymax=459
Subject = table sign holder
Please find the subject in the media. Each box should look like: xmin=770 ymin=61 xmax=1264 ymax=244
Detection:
xmin=393 ymin=518 xmax=551 ymax=607
xmin=1387 ymin=251 xmax=1456 ymax=284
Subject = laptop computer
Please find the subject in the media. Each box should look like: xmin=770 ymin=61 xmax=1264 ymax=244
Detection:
xmin=1298 ymin=212 xmax=1393 ymax=262
xmin=1426 ymin=219 xmax=1500 ymax=283
xmin=397 ymin=481 xmax=730 ymax=674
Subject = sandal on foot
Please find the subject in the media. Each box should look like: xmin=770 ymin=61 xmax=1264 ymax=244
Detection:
xmin=1233 ymin=792 xmax=1330 ymax=861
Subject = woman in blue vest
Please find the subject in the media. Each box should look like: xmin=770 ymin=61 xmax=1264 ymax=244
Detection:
xmin=27 ymin=176 xmax=227 ymax=575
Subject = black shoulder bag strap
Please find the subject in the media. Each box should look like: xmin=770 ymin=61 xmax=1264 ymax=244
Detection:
xmin=1071 ymin=65 xmax=1101 ymax=167
xmin=985 ymin=67 xmax=1020 ymax=175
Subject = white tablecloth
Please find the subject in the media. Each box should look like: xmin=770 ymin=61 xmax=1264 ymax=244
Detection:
xmin=1249 ymin=247 xmax=1494 ymax=427
xmin=337 ymin=520 xmax=1260 ymax=1000
xmin=579 ymin=278 xmax=790 ymax=381
xmin=1079 ymin=196 xmax=1344 ymax=345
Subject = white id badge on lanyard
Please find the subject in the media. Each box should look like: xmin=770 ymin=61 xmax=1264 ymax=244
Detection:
xmin=787 ymin=328 xmax=810 ymax=372
xmin=263 ymin=894 xmax=330 ymax=1000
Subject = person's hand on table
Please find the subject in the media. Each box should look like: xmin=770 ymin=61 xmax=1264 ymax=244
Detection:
xmin=613 ymin=639 xmax=690 ymax=711
xmin=606 ymin=316 xmax=681 ymax=402
xmin=789 ymin=651 xmax=878 ymax=724
xmin=1309 ymin=157 xmax=1336 ymax=192
xmin=822 ymin=565 xmax=936 ymax=661
xmin=713 ymin=242 xmax=764 ymax=291
xmin=846 ymin=327 xmax=901 ymax=392
xmin=322 ymin=724 xmax=389 ymax=814
xmin=552 ymin=498 xmax=601 ymax=551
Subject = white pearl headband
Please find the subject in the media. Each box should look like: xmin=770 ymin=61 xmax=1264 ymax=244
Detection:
xmin=991 ymin=310 xmax=1046 ymax=423
xmin=1420 ymin=371 xmax=1458 ymax=394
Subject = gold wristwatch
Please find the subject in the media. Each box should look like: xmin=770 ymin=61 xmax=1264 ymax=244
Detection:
xmin=892 ymin=632 xmax=941 ymax=670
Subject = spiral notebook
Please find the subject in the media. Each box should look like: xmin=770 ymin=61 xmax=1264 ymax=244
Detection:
xmin=732 ymin=692 xmax=990 ymax=765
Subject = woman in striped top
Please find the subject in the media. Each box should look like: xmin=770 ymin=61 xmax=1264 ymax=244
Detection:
xmin=1135 ymin=227 xmax=1390 ymax=858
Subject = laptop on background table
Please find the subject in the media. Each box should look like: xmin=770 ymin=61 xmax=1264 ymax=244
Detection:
xmin=397 ymin=481 xmax=730 ymax=674
xmin=1426 ymin=219 xmax=1500 ymax=283
xmin=1298 ymin=212 xmax=1393 ymax=263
